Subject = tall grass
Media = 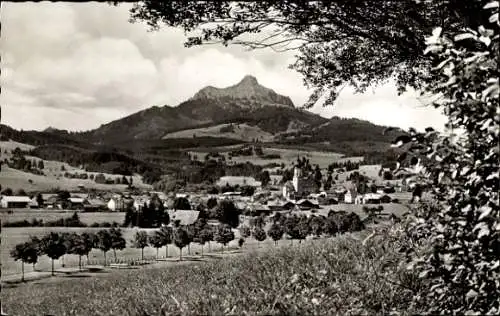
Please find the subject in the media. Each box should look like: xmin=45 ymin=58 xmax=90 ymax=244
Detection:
xmin=2 ymin=227 xmax=424 ymax=315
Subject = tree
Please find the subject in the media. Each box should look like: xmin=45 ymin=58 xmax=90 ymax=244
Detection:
xmin=157 ymin=226 xmax=173 ymax=258
xmin=109 ymin=228 xmax=126 ymax=262
xmin=284 ymin=215 xmax=299 ymax=245
xmin=173 ymin=197 xmax=191 ymax=210
xmin=215 ymin=200 xmax=240 ymax=228
xmin=10 ymin=241 xmax=38 ymax=282
xmin=27 ymin=236 xmax=42 ymax=271
xmin=131 ymin=231 xmax=149 ymax=261
xmin=207 ymin=197 xmax=218 ymax=209
xmin=199 ymin=225 xmax=214 ymax=254
xmin=250 ymin=215 xmax=265 ymax=230
xmin=238 ymin=238 xmax=245 ymax=248
xmin=149 ymin=232 xmax=164 ymax=259
xmin=1 ymin=187 xmax=13 ymax=196
xmin=126 ymin=1 xmax=484 ymax=108
xmin=94 ymin=173 xmax=106 ymax=184
xmin=394 ymin=3 xmax=499 ymax=313
xmin=239 ymin=225 xmax=251 ymax=239
xmin=258 ymin=170 xmax=271 ymax=187
xmin=95 ymin=230 xmax=112 ymax=266
xmin=37 ymin=160 xmax=44 ymax=170
xmin=252 ymin=227 xmax=267 ymax=247
xmin=36 ymin=193 xmax=44 ymax=208
xmin=309 ymin=215 xmax=325 ymax=238
xmin=16 ymin=189 xmax=27 ymax=196
xmin=68 ymin=233 xmax=90 ymax=271
xmin=40 ymin=232 xmax=67 ymax=276
xmin=314 ymin=165 xmax=323 ymax=189
xmin=322 ymin=216 xmax=339 ymax=237
xmin=296 ymin=216 xmax=311 ymax=243
xmin=214 ymin=224 xmax=235 ymax=253
xmin=173 ymin=227 xmax=190 ymax=260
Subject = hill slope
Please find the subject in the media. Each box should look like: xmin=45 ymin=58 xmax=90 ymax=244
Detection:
xmin=75 ymin=75 xmax=329 ymax=144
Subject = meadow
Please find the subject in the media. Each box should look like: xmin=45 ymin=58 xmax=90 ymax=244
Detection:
xmin=190 ymin=145 xmax=361 ymax=169
xmin=1 ymin=203 xmax=410 ymax=278
xmin=1 ymin=225 xmax=424 ymax=315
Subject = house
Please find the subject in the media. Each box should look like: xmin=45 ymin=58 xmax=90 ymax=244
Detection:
xmin=44 ymin=195 xmax=60 ymax=209
xmin=217 ymin=176 xmax=262 ymax=188
xmin=1 ymin=196 xmax=32 ymax=208
xmin=362 ymin=193 xmax=382 ymax=204
xmin=296 ymin=199 xmax=320 ymax=210
xmin=68 ymin=197 xmax=85 ymax=210
xmin=83 ymin=198 xmax=107 ymax=212
xmin=167 ymin=210 xmax=200 ymax=226
xmin=380 ymin=195 xmax=392 ymax=204
xmin=250 ymin=204 xmax=271 ymax=216
xmin=108 ymin=197 xmax=129 ymax=212
xmin=344 ymin=189 xmax=357 ymax=204
xmin=29 ymin=197 xmax=40 ymax=209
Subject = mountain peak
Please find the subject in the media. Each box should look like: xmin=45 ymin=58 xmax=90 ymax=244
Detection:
xmin=238 ymin=75 xmax=259 ymax=86
xmin=189 ymin=75 xmax=294 ymax=108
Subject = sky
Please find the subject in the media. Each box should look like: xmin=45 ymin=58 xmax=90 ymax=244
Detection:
xmin=0 ymin=2 xmax=448 ymax=132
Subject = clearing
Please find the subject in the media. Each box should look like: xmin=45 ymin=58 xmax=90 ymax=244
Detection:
xmin=163 ymin=123 xmax=275 ymax=142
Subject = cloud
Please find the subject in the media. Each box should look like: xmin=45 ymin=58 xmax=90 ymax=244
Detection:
xmin=0 ymin=2 xmax=447 ymax=133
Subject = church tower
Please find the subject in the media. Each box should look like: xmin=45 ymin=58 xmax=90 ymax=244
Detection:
xmin=293 ymin=166 xmax=301 ymax=193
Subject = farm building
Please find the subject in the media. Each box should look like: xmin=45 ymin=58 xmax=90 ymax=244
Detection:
xmin=344 ymin=189 xmax=357 ymax=204
xmin=107 ymin=197 xmax=130 ymax=212
xmin=296 ymin=199 xmax=320 ymax=210
xmin=216 ymin=176 xmax=262 ymax=188
xmin=1 ymin=196 xmax=32 ymax=208
xmin=68 ymin=197 xmax=85 ymax=210
xmin=84 ymin=198 xmax=108 ymax=212
xmin=362 ymin=193 xmax=382 ymax=204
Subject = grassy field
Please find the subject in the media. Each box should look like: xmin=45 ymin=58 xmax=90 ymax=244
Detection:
xmin=0 ymin=203 xmax=410 ymax=277
xmin=163 ymin=123 xmax=275 ymax=142
xmin=0 ymin=210 xmax=126 ymax=225
xmin=190 ymin=146 xmax=357 ymax=169
xmin=0 ymin=166 xmax=151 ymax=193
xmin=1 ymin=225 xmax=423 ymax=315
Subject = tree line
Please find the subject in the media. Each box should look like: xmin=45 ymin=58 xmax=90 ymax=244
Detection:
xmin=11 ymin=209 xmax=365 ymax=282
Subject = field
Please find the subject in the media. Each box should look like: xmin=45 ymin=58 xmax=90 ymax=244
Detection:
xmin=0 ymin=166 xmax=151 ymax=193
xmin=0 ymin=210 xmax=126 ymax=225
xmin=163 ymin=123 xmax=275 ymax=142
xmin=0 ymin=203 xmax=410 ymax=277
xmin=190 ymin=145 xmax=360 ymax=169
xmin=1 ymin=226 xmax=423 ymax=315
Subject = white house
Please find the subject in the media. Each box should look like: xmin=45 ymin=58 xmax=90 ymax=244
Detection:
xmin=1 ymin=196 xmax=32 ymax=208
xmin=107 ymin=198 xmax=122 ymax=212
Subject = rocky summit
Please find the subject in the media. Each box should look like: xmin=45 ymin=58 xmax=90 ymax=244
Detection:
xmin=189 ymin=75 xmax=295 ymax=109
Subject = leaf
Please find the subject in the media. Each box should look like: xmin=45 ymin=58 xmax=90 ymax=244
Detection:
xmin=454 ymin=33 xmax=477 ymax=41
xmin=490 ymin=13 xmax=499 ymax=24
xmin=479 ymin=35 xmax=492 ymax=46
xmin=478 ymin=206 xmax=492 ymax=220
xmin=484 ymin=1 xmax=499 ymax=9
xmin=391 ymin=135 xmax=412 ymax=148
xmin=482 ymin=83 xmax=499 ymax=101
xmin=466 ymin=289 xmax=478 ymax=299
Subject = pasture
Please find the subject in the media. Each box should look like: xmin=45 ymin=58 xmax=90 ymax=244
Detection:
xmin=1 ymin=203 xmax=410 ymax=278
xmin=0 ymin=210 xmax=126 ymax=225
xmin=190 ymin=145 xmax=360 ymax=169
xmin=0 ymin=166 xmax=151 ymax=192
xmin=1 ymin=226 xmax=421 ymax=315
xmin=163 ymin=123 xmax=275 ymax=142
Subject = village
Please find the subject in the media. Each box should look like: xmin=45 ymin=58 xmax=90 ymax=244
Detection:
xmin=1 ymin=162 xmax=417 ymax=221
